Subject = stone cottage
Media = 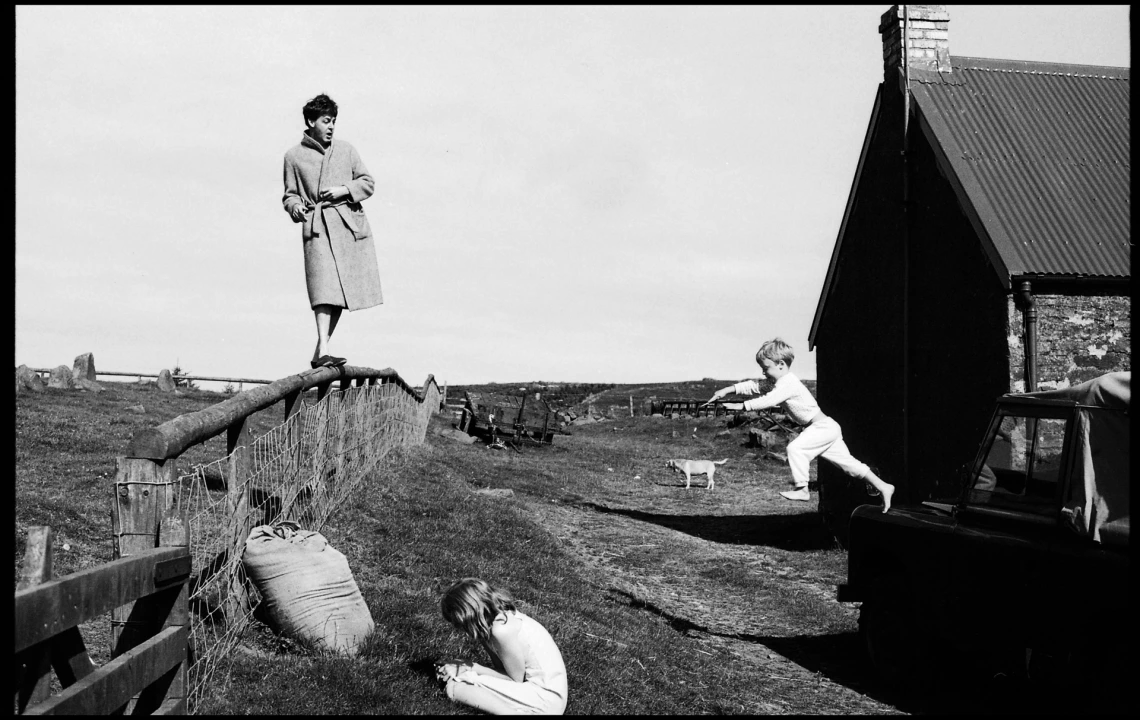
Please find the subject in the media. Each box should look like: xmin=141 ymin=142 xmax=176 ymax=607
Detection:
xmin=808 ymin=5 xmax=1130 ymax=516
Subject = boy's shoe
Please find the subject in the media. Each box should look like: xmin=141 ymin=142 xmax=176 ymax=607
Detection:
xmin=780 ymin=487 xmax=811 ymax=501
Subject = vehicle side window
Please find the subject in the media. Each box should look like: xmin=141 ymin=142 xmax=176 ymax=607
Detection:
xmin=971 ymin=415 xmax=1066 ymax=515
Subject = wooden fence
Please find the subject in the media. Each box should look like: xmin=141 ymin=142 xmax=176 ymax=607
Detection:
xmin=15 ymin=363 xmax=440 ymax=714
xmin=15 ymin=467 xmax=190 ymax=716
xmin=654 ymin=399 xmax=737 ymax=418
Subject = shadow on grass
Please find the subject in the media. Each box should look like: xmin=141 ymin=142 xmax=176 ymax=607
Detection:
xmin=578 ymin=503 xmax=838 ymax=551
xmin=610 ymin=587 xmax=1088 ymax=716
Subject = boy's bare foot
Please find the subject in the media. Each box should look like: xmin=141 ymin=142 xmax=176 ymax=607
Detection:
xmin=880 ymin=484 xmax=894 ymax=513
xmin=780 ymin=487 xmax=811 ymax=501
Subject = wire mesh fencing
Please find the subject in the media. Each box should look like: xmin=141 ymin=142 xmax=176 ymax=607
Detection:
xmin=176 ymin=379 xmax=440 ymax=711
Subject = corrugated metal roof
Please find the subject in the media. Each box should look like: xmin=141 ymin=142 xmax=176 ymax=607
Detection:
xmin=910 ymin=57 xmax=1130 ymax=279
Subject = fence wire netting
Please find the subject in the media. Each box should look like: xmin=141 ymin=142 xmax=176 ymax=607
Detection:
xmin=174 ymin=379 xmax=440 ymax=711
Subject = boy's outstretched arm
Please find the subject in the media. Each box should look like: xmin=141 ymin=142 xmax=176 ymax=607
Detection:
xmin=705 ymin=385 xmax=736 ymax=405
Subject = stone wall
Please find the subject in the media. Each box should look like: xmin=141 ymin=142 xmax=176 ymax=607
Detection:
xmin=1006 ymin=293 xmax=1131 ymax=392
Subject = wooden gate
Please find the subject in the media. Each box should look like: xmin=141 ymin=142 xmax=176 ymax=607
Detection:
xmin=14 ymin=471 xmax=190 ymax=715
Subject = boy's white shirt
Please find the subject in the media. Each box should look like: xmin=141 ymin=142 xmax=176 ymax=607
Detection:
xmin=732 ymin=372 xmax=821 ymax=426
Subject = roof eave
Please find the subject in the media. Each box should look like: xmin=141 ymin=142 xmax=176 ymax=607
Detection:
xmin=808 ymin=86 xmax=884 ymax=350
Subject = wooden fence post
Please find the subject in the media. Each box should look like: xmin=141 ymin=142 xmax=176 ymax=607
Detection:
xmin=225 ymin=419 xmax=253 ymax=625
xmin=112 ymin=457 xmax=186 ymax=714
xmin=16 ymin=527 xmax=56 ymax=711
xmin=281 ymin=388 xmax=304 ymax=523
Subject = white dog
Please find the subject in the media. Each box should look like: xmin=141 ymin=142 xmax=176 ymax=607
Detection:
xmin=665 ymin=458 xmax=728 ymax=490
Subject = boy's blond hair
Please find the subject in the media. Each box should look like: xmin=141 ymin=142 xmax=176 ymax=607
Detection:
xmin=756 ymin=337 xmax=794 ymax=367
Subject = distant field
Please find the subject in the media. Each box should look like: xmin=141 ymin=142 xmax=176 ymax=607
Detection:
xmin=17 ymin=380 xmax=1037 ymax=715
xmin=446 ymin=378 xmax=817 ymax=413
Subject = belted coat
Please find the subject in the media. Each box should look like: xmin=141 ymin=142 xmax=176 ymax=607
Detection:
xmin=283 ymin=135 xmax=383 ymax=310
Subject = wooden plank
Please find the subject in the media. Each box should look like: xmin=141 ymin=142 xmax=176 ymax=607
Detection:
xmin=17 ymin=526 xmax=53 ymax=591
xmin=16 ymin=640 xmax=57 ymax=714
xmin=47 ymin=626 xmax=98 ymax=688
xmin=23 ymin=626 xmax=186 ymax=716
xmin=156 ymin=487 xmax=190 ymax=708
xmin=14 ymin=547 xmax=187 ymax=654
xmin=16 ymin=526 xmax=55 ymax=712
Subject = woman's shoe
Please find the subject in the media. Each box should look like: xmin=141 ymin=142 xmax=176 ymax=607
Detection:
xmin=311 ymin=355 xmax=347 ymax=368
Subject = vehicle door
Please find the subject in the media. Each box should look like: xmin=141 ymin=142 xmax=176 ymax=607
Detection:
xmin=949 ymin=404 xmax=1074 ymax=654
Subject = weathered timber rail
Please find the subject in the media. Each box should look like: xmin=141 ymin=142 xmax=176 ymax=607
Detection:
xmin=24 ymin=368 xmax=274 ymax=387
xmin=127 ymin=364 xmax=438 ymax=460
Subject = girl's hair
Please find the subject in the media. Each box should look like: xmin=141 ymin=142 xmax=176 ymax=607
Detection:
xmin=302 ymin=93 xmax=338 ymax=124
xmin=440 ymin=578 xmax=517 ymax=642
xmin=756 ymin=337 xmax=794 ymax=367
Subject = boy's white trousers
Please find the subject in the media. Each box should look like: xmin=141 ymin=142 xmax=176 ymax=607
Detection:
xmin=446 ymin=672 xmax=566 ymax=715
xmin=786 ymin=415 xmax=870 ymax=488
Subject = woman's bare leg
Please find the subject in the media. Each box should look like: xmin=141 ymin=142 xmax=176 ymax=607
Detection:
xmin=312 ymin=304 xmax=343 ymax=361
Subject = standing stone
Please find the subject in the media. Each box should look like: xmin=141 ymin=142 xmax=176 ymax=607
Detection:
xmin=72 ymin=352 xmax=97 ymax=382
xmin=15 ymin=365 xmax=45 ymax=393
xmin=48 ymin=365 xmax=74 ymax=389
xmin=156 ymin=368 xmax=177 ymax=393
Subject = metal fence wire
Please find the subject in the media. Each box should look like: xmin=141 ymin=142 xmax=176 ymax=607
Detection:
xmin=175 ymin=380 xmax=440 ymax=711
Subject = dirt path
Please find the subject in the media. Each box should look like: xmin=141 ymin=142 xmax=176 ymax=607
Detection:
xmin=522 ymin=496 xmax=902 ymax=715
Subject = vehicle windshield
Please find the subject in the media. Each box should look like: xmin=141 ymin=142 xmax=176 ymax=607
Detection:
xmin=969 ymin=412 xmax=1067 ymax=517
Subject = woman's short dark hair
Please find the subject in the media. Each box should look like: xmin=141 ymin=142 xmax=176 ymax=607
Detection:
xmin=303 ymin=94 xmax=338 ymax=124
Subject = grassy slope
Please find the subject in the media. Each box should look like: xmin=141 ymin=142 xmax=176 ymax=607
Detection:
xmin=17 ymin=381 xmax=1017 ymax=715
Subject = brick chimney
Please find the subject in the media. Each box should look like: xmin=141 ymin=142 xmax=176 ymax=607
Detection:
xmin=879 ymin=5 xmax=950 ymax=82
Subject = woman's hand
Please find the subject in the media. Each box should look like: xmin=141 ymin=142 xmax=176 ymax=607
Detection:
xmin=289 ymin=204 xmax=308 ymax=222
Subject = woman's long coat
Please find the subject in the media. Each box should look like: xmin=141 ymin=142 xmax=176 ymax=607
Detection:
xmin=283 ymin=135 xmax=383 ymax=310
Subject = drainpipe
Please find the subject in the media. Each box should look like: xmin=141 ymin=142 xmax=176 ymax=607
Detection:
xmin=1017 ymin=280 xmax=1038 ymax=392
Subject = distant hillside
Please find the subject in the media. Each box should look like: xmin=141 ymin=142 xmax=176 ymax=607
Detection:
xmin=445 ymin=378 xmax=816 ymax=414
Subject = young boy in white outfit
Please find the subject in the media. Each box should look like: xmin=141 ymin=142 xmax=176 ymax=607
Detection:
xmin=708 ymin=338 xmax=894 ymax=512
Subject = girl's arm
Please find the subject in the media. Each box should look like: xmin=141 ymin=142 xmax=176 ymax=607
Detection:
xmin=465 ymin=662 xmax=516 ymax=683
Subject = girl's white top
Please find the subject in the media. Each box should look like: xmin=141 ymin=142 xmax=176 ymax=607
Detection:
xmin=732 ymin=372 xmax=821 ymax=426
xmin=509 ymin=610 xmax=568 ymax=698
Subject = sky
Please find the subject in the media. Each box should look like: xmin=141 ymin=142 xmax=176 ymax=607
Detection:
xmin=15 ymin=6 xmax=1130 ymax=390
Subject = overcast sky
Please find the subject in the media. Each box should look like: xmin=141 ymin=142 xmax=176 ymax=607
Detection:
xmin=15 ymin=5 xmax=1130 ymax=390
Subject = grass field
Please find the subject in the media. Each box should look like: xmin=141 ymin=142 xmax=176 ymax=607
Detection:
xmin=16 ymin=380 xmax=1041 ymax=715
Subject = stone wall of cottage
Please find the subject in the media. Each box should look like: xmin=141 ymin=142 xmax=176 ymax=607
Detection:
xmin=1007 ymin=293 xmax=1131 ymax=392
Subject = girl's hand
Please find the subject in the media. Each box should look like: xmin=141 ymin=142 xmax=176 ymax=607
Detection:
xmin=290 ymin=205 xmax=307 ymax=222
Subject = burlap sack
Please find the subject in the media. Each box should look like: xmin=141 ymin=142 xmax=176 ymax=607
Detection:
xmin=242 ymin=521 xmax=374 ymax=654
